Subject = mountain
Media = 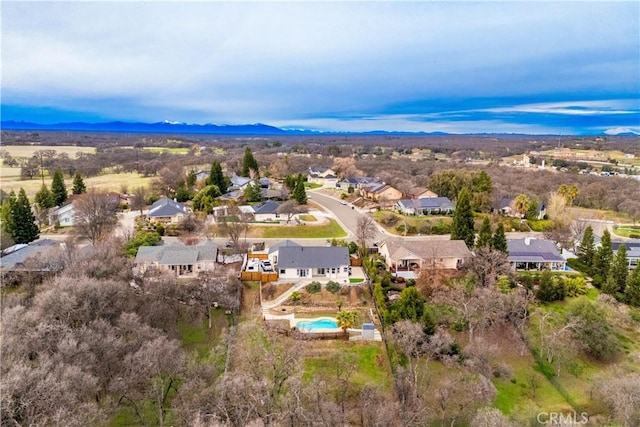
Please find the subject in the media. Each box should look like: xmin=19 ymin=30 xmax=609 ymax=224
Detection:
xmin=0 ymin=120 xmax=288 ymax=135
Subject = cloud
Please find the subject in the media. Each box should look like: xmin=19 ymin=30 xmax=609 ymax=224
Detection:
xmin=1 ymin=1 xmax=638 ymax=133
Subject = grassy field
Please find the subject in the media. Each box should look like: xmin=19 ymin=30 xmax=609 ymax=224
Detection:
xmin=0 ymin=145 xmax=96 ymax=159
xmin=612 ymin=225 xmax=640 ymax=238
xmin=142 ymin=147 xmax=190 ymax=154
xmin=259 ymin=219 xmax=346 ymax=238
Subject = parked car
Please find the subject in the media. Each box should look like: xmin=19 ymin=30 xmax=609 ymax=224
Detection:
xmin=340 ymin=200 xmax=348 ymax=205
xmin=261 ymin=260 xmax=273 ymax=272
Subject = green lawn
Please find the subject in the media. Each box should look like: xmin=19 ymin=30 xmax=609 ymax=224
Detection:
xmin=612 ymin=225 xmax=640 ymax=238
xmin=260 ymin=219 xmax=346 ymax=238
xmin=142 ymin=147 xmax=190 ymax=154
xmin=349 ymin=278 xmax=365 ymax=283
xmin=298 ymin=214 xmax=317 ymax=221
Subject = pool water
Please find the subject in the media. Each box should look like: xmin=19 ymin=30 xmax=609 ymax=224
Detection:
xmin=296 ymin=318 xmax=340 ymax=332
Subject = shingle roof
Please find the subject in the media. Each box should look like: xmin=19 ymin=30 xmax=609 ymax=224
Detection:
xmin=147 ymin=198 xmax=188 ymax=218
xmin=0 ymin=239 xmax=64 ymax=272
xmin=253 ymin=200 xmax=280 ymax=215
xmin=507 ymin=238 xmax=564 ymax=262
xmin=278 ymin=246 xmax=349 ymax=269
xmin=397 ymin=197 xmax=454 ymax=210
xmin=268 ymin=239 xmax=302 ymax=254
xmin=134 ymin=241 xmax=218 ymax=266
xmin=382 ymin=239 xmax=473 ymax=261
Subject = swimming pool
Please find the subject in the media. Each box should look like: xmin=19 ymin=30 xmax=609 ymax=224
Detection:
xmin=295 ymin=318 xmax=340 ymax=332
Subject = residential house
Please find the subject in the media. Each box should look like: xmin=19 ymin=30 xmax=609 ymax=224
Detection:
xmin=378 ymin=239 xmax=473 ymax=279
xmin=252 ymin=200 xmax=281 ymax=222
xmin=277 ymin=246 xmax=350 ymax=281
xmin=336 ymin=177 xmax=380 ymax=191
xmin=307 ymin=167 xmax=339 ymax=187
xmin=395 ymin=197 xmax=454 ymax=216
xmin=507 ymin=238 xmax=566 ymax=271
xmin=266 ymin=239 xmax=301 ymax=266
xmin=405 ymin=187 xmax=438 ymax=199
xmin=49 ymin=203 xmax=76 ymax=226
xmin=230 ymin=175 xmax=252 ymax=190
xmin=613 ymin=241 xmax=640 ymax=269
xmin=147 ymin=198 xmax=189 ymax=223
xmin=361 ymin=183 xmax=402 ymax=204
xmin=0 ymin=239 xmax=67 ymax=275
xmin=133 ymin=241 xmax=218 ymax=277
xmin=496 ymin=197 xmax=546 ymax=220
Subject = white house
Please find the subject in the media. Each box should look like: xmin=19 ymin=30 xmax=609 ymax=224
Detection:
xmin=507 ymin=238 xmax=566 ymax=271
xmin=133 ymin=241 xmax=218 ymax=277
xmin=147 ymin=198 xmax=189 ymax=223
xmin=277 ymin=246 xmax=350 ymax=281
xmin=49 ymin=203 xmax=75 ymax=226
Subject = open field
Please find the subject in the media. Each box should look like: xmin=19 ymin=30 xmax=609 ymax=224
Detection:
xmin=142 ymin=147 xmax=190 ymax=154
xmin=0 ymin=144 xmax=96 ymax=159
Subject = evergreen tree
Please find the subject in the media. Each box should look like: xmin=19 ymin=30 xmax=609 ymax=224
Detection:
xmin=593 ymin=229 xmax=613 ymax=280
xmin=577 ymin=225 xmax=595 ymax=266
xmin=241 ymin=147 xmax=259 ymax=177
xmin=492 ymin=223 xmax=508 ymax=254
xmin=207 ymin=161 xmax=227 ymax=194
xmin=34 ymin=184 xmax=55 ymax=209
xmin=71 ymin=172 xmax=86 ymax=195
xmin=243 ymin=181 xmax=262 ymax=202
xmin=291 ymin=175 xmax=307 ymax=204
xmin=451 ymin=188 xmax=475 ymax=248
xmin=625 ymin=266 xmax=640 ymax=307
xmin=610 ymin=244 xmax=629 ymax=296
xmin=186 ymin=170 xmax=197 ymax=188
xmin=476 ymin=217 xmax=493 ymax=248
xmin=1 ymin=191 xmax=17 ymax=242
xmin=9 ymin=188 xmax=39 ymax=244
xmin=51 ymin=169 xmax=68 ymax=206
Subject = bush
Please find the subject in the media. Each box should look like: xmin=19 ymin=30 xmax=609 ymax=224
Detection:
xmin=326 ymin=281 xmax=341 ymax=294
xmin=430 ymin=220 xmax=452 ymax=235
xmin=155 ymin=223 xmax=165 ymax=236
xmin=305 ymin=281 xmax=321 ymax=294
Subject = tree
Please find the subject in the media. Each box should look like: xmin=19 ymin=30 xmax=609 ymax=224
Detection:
xmin=393 ymin=287 xmax=425 ymax=322
xmin=276 ymin=200 xmax=306 ymax=224
xmin=609 ymin=244 xmax=629 ymax=297
xmin=513 ymin=194 xmax=530 ymax=218
xmin=243 ymin=181 xmax=262 ymax=203
xmin=625 ymin=266 xmax=640 ymax=307
xmin=451 ymin=188 xmax=475 ymax=248
xmin=476 ymin=217 xmax=493 ymax=248
xmin=492 ymin=223 xmax=508 ymax=253
xmin=186 ymin=169 xmax=197 ymax=188
xmin=6 ymin=188 xmax=40 ymax=244
xmin=206 ymin=160 xmax=228 ymax=194
xmin=219 ymin=204 xmax=249 ymax=251
xmin=593 ymin=229 xmax=613 ymax=281
xmin=192 ymin=185 xmax=221 ymax=213
xmin=558 ymin=183 xmax=578 ymax=206
xmin=291 ymin=175 xmax=307 ymax=204
xmin=72 ymin=171 xmax=87 ymax=194
xmin=569 ymin=299 xmax=618 ymax=360
xmin=241 ymin=147 xmax=259 ymax=177
xmin=73 ymin=189 xmax=119 ymax=245
xmin=469 ymin=247 xmax=511 ymax=288
xmin=124 ymin=231 xmax=162 ymax=258
xmin=51 ymin=168 xmax=68 ymax=206
xmin=34 ymin=183 xmax=55 ymax=209
xmin=577 ymin=225 xmax=595 ymax=266
xmin=336 ymin=310 xmax=358 ymax=332
xmin=355 ymin=215 xmax=377 ymax=256
xmin=130 ymin=186 xmax=148 ymax=216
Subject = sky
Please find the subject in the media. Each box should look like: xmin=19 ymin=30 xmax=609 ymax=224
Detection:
xmin=2 ymin=1 xmax=639 ymax=135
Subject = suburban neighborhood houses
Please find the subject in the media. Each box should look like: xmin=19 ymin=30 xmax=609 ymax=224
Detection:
xmin=2 ymin=134 xmax=640 ymax=427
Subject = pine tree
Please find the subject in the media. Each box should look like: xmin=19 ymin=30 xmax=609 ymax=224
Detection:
xmin=476 ymin=217 xmax=493 ymax=248
xmin=625 ymin=266 xmax=640 ymax=307
xmin=207 ymin=161 xmax=227 ymax=194
xmin=1 ymin=191 xmax=17 ymax=241
xmin=610 ymin=244 xmax=629 ymax=296
xmin=577 ymin=225 xmax=595 ymax=266
xmin=451 ymin=188 xmax=475 ymax=248
xmin=35 ymin=184 xmax=55 ymax=209
xmin=593 ymin=229 xmax=613 ymax=280
xmin=241 ymin=148 xmax=259 ymax=177
xmin=243 ymin=181 xmax=262 ymax=202
xmin=51 ymin=169 xmax=68 ymax=206
xmin=10 ymin=188 xmax=39 ymax=244
xmin=291 ymin=175 xmax=307 ymax=204
xmin=492 ymin=223 xmax=508 ymax=254
xmin=71 ymin=172 xmax=86 ymax=195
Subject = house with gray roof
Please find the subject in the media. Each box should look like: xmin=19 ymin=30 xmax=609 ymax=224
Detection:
xmin=266 ymin=239 xmax=301 ymax=265
xmin=612 ymin=241 xmax=640 ymax=269
xmin=133 ymin=240 xmax=218 ymax=277
xmin=1 ymin=238 xmax=67 ymax=275
xmin=147 ymin=198 xmax=189 ymax=223
xmin=252 ymin=200 xmax=281 ymax=222
xmin=395 ymin=197 xmax=455 ymax=216
xmin=277 ymin=246 xmax=350 ymax=281
xmin=507 ymin=238 xmax=566 ymax=271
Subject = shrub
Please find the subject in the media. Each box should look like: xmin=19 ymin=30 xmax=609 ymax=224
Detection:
xmin=430 ymin=220 xmax=452 ymax=235
xmin=305 ymin=281 xmax=321 ymax=294
xmin=326 ymin=281 xmax=341 ymax=294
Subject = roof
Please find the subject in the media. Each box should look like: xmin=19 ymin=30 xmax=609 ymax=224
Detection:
xmin=0 ymin=239 xmax=65 ymax=272
xmin=134 ymin=241 xmax=218 ymax=266
xmin=147 ymin=198 xmax=188 ymax=218
xmin=278 ymin=246 xmax=349 ymax=269
xmin=613 ymin=241 xmax=640 ymax=258
xmin=397 ymin=197 xmax=454 ymax=210
xmin=497 ymin=198 xmax=514 ymax=210
xmin=381 ymin=238 xmax=473 ymax=261
xmin=268 ymin=239 xmax=302 ymax=254
xmin=230 ymin=175 xmax=252 ymax=187
xmin=507 ymin=238 xmax=565 ymax=263
xmin=253 ymin=200 xmax=280 ymax=215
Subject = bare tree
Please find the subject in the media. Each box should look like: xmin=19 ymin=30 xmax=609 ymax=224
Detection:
xmin=469 ymin=247 xmax=512 ymax=288
xmin=355 ymin=214 xmax=378 ymax=256
xmin=73 ymin=189 xmax=119 ymax=245
xmin=276 ymin=200 xmax=306 ymax=224
xmin=219 ymin=204 xmax=249 ymax=251
xmin=130 ymin=186 xmax=148 ymax=217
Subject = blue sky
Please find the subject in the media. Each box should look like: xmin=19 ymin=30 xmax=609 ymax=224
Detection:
xmin=2 ymin=1 xmax=639 ymax=135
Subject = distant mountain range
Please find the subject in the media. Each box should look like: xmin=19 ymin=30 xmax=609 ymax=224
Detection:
xmin=1 ymin=120 xmax=637 ymax=136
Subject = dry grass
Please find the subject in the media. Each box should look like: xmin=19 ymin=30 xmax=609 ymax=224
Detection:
xmin=0 ymin=145 xmax=96 ymax=159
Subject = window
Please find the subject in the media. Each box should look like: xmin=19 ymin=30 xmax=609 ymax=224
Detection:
xmin=331 ymin=268 xmax=336 ymax=274
xmin=297 ymin=269 xmax=307 ymax=277
xmin=280 ymin=269 xmax=286 ymax=274
xmin=318 ymin=268 xmax=325 ymax=275
xmin=343 ymin=267 xmax=348 ymax=272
